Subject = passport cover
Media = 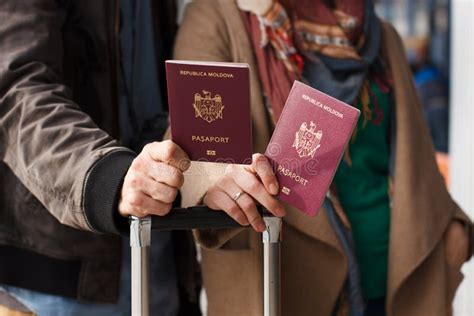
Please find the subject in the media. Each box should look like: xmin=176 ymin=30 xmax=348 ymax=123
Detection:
xmin=265 ymin=81 xmax=360 ymax=217
xmin=166 ymin=60 xmax=252 ymax=164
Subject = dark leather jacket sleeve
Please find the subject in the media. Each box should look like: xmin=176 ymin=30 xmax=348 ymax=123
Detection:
xmin=0 ymin=0 xmax=134 ymax=234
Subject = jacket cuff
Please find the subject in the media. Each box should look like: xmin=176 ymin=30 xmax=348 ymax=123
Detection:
xmin=83 ymin=150 xmax=136 ymax=235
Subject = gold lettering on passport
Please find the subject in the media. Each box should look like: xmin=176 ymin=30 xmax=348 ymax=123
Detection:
xmin=277 ymin=165 xmax=309 ymax=186
xmin=193 ymin=90 xmax=224 ymax=123
xmin=179 ymin=70 xmax=234 ymax=78
xmin=192 ymin=135 xmax=230 ymax=143
xmin=302 ymin=94 xmax=343 ymax=119
xmin=293 ymin=121 xmax=322 ymax=158
xmin=206 ymin=150 xmax=216 ymax=156
xmin=282 ymin=186 xmax=291 ymax=195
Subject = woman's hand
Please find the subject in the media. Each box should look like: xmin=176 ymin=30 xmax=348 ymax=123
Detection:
xmin=203 ymin=153 xmax=285 ymax=232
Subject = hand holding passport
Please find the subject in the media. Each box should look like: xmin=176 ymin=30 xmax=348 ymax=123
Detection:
xmin=265 ymin=81 xmax=360 ymax=217
xmin=167 ymin=61 xmax=359 ymax=228
xmin=203 ymin=154 xmax=286 ymax=232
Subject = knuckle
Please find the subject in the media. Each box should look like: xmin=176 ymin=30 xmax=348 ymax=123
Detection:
xmin=157 ymin=187 xmax=176 ymax=203
xmin=240 ymin=198 xmax=255 ymax=211
xmin=128 ymin=193 xmax=143 ymax=207
xmin=228 ymin=205 xmax=241 ymax=217
xmin=206 ymin=185 xmax=218 ymax=195
xmin=131 ymin=156 xmax=145 ymax=171
xmin=247 ymin=178 xmax=261 ymax=192
xmin=218 ymin=175 xmax=232 ymax=189
xmin=142 ymin=143 xmax=152 ymax=153
xmin=148 ymin=186 xmax=161 ymax=201
xmin=129 ymin=174 xmax=142 ymax=188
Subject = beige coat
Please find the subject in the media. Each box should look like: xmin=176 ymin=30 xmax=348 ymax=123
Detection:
xmin=174 ymin=1 xmax=471 ymax=315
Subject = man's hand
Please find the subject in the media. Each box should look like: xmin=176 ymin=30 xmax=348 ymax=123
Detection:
xmin=203 ymin=153 xmax=285 ymax=232
xmin=118 ymin=141 xmax=190 ymax=218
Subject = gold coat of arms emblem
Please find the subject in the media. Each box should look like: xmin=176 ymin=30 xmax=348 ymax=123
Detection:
xmin=193 ymin=90 xmax=224 ymax=123
xmin=292 ymin=121 xmax=323 ymax=158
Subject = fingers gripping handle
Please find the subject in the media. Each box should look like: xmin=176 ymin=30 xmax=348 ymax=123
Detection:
xmin=148 ymin=205 xmax=263 ymax=230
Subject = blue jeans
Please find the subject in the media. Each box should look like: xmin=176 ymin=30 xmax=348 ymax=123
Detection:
xmin=1 ymin=231 xmax=179 ymax=316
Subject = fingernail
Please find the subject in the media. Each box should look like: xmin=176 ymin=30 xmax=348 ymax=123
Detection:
xmin=238 ymin=214 xmax=249 ymax=226
xmin=257 ymin=222 xmax=266 ymax=232
xmin=275 ymin=207 xmax=286 ymax=217
xmin=269 ymin=183 xmax=278 ymax=195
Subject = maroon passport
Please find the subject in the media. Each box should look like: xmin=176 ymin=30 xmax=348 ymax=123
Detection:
xmin=166 ymin=60 xmax=252 ymax=164
xmin=265 ymin=81 xmax=360 ymax=217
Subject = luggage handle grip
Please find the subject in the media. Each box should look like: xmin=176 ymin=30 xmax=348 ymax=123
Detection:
xmin=148 ymin=205 xmax=268 ymax=231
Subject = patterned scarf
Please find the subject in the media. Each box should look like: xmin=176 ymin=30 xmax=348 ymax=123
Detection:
xmin=241 ymin=0 xmax=385 ymax=123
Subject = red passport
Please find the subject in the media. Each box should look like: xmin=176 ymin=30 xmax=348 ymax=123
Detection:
xmin=166 ymin=60 xmax=252 ymax=164
xmin=265 ymin=81 xmax=360 ymax=217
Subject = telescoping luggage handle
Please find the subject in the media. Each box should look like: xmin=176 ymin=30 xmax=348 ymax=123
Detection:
xmin=130 ymin=206 xmax=282 ymax=316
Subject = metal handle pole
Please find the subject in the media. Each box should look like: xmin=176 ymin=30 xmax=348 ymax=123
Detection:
xmin=262 ymin=215 xmax=282 ymax=316
xmin=130 ymin=216 xmax=151 ymax=316
xmin=128 ymin=206 xmax=267 ymax=315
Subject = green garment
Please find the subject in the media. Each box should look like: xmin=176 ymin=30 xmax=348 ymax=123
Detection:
xmin=333 ymin=81 xmax=392 ymax=300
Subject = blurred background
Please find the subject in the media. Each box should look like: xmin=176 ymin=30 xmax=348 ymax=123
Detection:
xmin=373 ymin=0 xmax=473 ymax=315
